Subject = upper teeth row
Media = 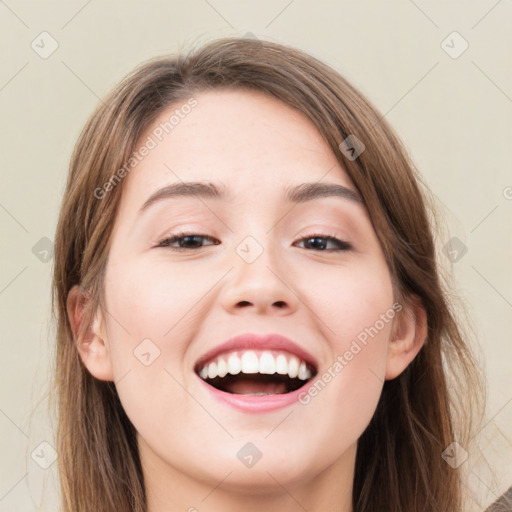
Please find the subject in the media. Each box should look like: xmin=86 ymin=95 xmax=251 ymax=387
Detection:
xmin=198 ymin=350 xmax=313 ymax=381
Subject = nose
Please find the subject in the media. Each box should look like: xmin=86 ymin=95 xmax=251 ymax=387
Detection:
xmin=219 ymin=238 xmax=299 ymax=316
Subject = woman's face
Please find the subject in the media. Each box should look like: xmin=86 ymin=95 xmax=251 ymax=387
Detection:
xmin=81 ymin=88 xmax=412 ymax=499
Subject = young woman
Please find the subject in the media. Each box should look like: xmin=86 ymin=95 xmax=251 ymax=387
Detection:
xmin=52 ymin=36 xmax=484 ymax=511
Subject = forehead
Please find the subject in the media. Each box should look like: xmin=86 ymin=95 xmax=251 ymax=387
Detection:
xmin=118 ymin=88 xmax=355 ymax=217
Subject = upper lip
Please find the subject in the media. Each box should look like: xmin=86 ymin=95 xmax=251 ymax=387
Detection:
xmin=194 ymin=333 xmax=319 ymax=372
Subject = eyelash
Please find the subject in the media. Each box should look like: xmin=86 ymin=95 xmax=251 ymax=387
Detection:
xmin=157 ymin=231 xmax=352 ymax=252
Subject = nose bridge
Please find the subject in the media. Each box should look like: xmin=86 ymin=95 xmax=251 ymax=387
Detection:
xmin=221 ymin=231 xmax=297 ymax=314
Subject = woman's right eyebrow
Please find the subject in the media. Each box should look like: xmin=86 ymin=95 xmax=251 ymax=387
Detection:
xmin=139 ymin=181 xmax=228 ymax=213
xmin=139 ymin=180 xmax=362 ymax=214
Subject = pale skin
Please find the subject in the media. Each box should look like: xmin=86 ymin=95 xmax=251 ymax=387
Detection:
xmin=67 ymin=88 xmax=427 ymax=511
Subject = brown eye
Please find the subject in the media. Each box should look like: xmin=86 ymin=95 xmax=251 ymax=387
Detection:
xmin=295 ymin=234 xmax=351 ymax=251
xmin=158 ymin=232 xmax=219 ymax=250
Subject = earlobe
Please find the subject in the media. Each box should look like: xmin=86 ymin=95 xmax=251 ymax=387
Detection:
xmin=66 ymin=285 xmax=115 ymax=381
xmin=385 ymin=297 xmax=427 ymax=380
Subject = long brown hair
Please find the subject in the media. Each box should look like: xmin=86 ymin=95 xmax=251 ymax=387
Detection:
xmin=51 ymin=36 xmax=484 ymax=511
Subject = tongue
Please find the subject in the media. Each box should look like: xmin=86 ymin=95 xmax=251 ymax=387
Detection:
xmin=224 ymin=378 xmax=288 ymax=395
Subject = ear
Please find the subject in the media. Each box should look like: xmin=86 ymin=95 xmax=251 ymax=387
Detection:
xmin=385 ymin=296 xmax=427 ymax=380
xmin=66 ymin=285 xmax=115 ymax=381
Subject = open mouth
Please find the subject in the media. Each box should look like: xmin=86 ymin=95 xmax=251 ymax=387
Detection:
xmin=195 ymin=350 xmax=317 ymax=396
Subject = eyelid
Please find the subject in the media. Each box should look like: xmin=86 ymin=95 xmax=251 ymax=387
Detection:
xmin=156 ymin=230 xmax=353 ymax=252
xmin=156 ymin=231 xmax=218 ymax=249
xmin=293 ymin=232 xmax=352 ymax=251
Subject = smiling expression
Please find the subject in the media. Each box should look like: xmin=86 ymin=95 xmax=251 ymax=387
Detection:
xmin=85 ymin=87 xmax=401 ymax=494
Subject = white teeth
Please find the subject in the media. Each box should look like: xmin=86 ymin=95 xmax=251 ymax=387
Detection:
xmin=241 ymin=351 xmax=259 ymax=373
xmin=217 ymin=357 xmax=228 ymax=378
xmin=198 ymin=350 xmax=314 ymax=382
xmin=227 ymin=353 xmax=241 ymax=375
xmin=298 ymin=361 xmax=311 ymax=380
xmin=287 ymin=356 xmax=300 ymax=379
xmin=275 ymin=354 xmax=288 ymax=374
xmin=207 ymin=361 xmax=218 ymax=379
xmin=259 ymin=351 xmax=276 ymax=374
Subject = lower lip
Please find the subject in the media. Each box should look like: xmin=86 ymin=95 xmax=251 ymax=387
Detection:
xmin=197 ymin=375 xmax=315 ymax=413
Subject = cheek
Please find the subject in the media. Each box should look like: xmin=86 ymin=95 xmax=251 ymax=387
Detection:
xmin=301 ymin=257 xmax=395 ymax=346
xmin=100 ymin=255 xmax=230 ymax=419
xmin=100 ymin=259 xmax=208 ymax=434
xmin=103 ymin=256 xmax=216 ymax=344
xmin=298 ymin=257 xmax=394 ymax=407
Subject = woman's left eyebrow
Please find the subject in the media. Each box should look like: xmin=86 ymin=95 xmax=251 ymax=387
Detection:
xmin=284 ymin=182 xmax=362 ymax=205
xmin=139 ymin=180 xmax=362 ymax=214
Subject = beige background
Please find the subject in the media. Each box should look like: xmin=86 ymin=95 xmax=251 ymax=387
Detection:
xmin=0 ymin=1 xmax=511 ymax=510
